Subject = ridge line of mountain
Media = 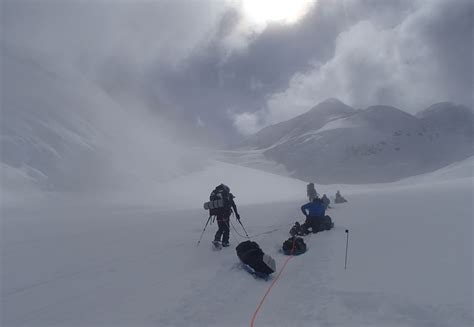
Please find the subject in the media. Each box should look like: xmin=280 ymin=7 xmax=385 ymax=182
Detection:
xmin=230 ymin=98 xmax=473 ymax=184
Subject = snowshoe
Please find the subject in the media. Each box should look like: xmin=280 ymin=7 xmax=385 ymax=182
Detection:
xmin=222 ymin=242 xmax=230 ymax=247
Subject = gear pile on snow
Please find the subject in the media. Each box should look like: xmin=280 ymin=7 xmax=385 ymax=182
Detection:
xmin=289 ymin=222 xmax=305 ymax=236
xmin=282 ymin=236 xmax=307 ymax=255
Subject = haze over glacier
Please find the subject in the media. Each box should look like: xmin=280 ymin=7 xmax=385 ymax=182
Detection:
xmin=1 ymin=1 xmax=473 ymax=326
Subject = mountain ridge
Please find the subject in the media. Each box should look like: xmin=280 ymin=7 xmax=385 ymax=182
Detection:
xmin=231 ymin=99 xmax=473 ymax=184
xmin=240 ymin=98 xmax=356 ymax=149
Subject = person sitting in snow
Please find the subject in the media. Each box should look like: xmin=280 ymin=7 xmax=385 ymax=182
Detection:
xmin=335 ymin=190 xmax=347 ymax=203
xmin=307 ymin=182 xmax=318 ymax=202
xmin=300 ymin=196 xmax=333 ymax=233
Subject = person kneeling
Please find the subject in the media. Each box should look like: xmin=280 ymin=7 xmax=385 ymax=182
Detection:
xmin=301 ymin=197 xmax=333 ymax=233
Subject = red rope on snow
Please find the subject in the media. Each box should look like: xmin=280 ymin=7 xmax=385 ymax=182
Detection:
xmin=250 ymin=237 xmax=296 ymax=327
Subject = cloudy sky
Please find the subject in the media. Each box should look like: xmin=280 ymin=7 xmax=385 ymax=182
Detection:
xmin=3 ymin=0 xmax=473 ymax=142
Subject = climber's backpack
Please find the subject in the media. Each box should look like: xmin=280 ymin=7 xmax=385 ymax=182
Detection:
xmin=203 ymin=184 xmax=232 ymax=216
xmin=282 ymin=236 xmax=307 ymax=255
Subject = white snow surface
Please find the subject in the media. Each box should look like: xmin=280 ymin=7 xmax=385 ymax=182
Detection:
xmin=312 ymin=116 xmax=358 ymax=134
xmin=399 ymin=156 xmax=474 ymax=183
xmin=108 ymin=160 xmax=307 ymax=210
xmin=2 ymin=160 xmax=473 ymax=327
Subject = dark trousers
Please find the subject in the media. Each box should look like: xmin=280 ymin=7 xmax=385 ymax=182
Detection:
xmin=303 ymin=216 xmax=323 ymax=233
xmin=214 ymin=216 xmax=230 ymax=243
xmin=303 ymin=216 xmax=333 ymax=233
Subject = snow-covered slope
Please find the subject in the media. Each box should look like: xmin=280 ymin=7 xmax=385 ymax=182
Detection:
xmin=239 ymin=98 xmax=356 ymax=150
xmin=213 ymin=149 xmax=292 ymax=177
xmin=1 ymin=45 xmax=204 ymax=205
xmin=109 ymin=160 xmax=307 ymax=209
xmin=417 ymin=102 xmax=474 ymax=135
xmin=397 ymin=155 xmax=474 ymax=183
xmin=233 ymin=99 xmax=473 ymax=184
xmin=2 ymin=156 xmax=472 ymax=327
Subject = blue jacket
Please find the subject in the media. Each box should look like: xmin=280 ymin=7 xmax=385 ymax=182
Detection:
xmin=301 ymin=200 xmax=326 ymax=218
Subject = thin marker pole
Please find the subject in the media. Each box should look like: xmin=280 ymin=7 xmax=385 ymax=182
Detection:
xmin=344 ymin=229 xmax=349 ymax=269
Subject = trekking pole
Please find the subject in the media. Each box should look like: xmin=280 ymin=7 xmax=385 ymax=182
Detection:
xmin=238 ymin=218 xmax=250 ymax=239
xmin=196 ymin=216 xmax=212 ymax=246
xmin=231 ymin=212 xmax=250 ymax=239
xmin=344 ymin=229 xmax=349 ymax=269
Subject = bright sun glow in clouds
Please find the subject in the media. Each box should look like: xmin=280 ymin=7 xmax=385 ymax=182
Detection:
xmin=242 ymin=0 xmax=315 ymax=25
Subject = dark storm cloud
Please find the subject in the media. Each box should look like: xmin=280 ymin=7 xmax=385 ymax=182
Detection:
xmin=2 ymin=0 xmax=227 ymax=63
xmin=2 ymin=0 xmax=230 ymax=141
xmin=3 ymin=0 xmax=473 ymax=140
xmin=152 ymin=0 xmax=473 ymax=137
xmin=407 ymin=0 xmax=473 ymax=104
xmin=241 ymin=0 xmax=474 ymax=133
xmin=2 ymin=0 xmax=229 ymax=107
xmin=154 ymin=1 xmax=351 ymax=139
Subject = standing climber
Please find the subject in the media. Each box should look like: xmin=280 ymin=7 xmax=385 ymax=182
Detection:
xmin=321 ymin=194 xmax=331 ymax=209
xmin=307 ymin=182 xmax=318 ymax=202
xmin=208 ymin=184 xmax=240 ymax=247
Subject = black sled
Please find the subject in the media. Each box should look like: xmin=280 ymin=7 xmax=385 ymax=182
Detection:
xmin=236 ymin=241 xmax=276 ymax=280
xmin=241 ymin=263 xmax=272 ymax=280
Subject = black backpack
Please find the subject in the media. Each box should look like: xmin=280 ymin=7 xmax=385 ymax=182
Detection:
xmin=282 ymin=237 xmax=307 ymax=255
xmin=203 ymin=184 xmax=232 ymax=216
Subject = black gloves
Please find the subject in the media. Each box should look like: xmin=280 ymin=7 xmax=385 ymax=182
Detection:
xmin=236 ymin=213 xmax=241 ymax=220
